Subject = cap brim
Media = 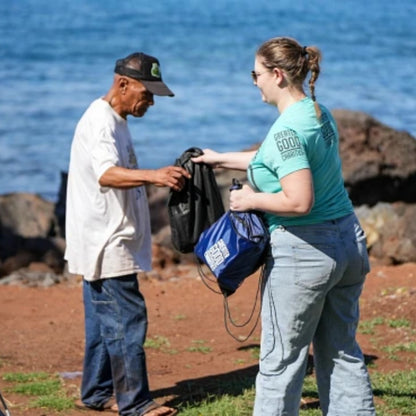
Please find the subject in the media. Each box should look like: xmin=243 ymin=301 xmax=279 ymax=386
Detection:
xmin=141 ymin=80 xmax=174 ymax=97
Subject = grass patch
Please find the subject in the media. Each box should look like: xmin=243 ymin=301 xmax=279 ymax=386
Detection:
xmin=145 ymin=335 xmax=171 ymax=349
xmin=358 ymin=317 xmax=385 ymax=335
xmin=382 ymin=342 xmax=416 ymax=360
xmin=372 ymin=370 xmax=416 ymax=415
xmin=358 ymin=316 xmax=416 ymax=362
xmin=247 ymin=346 xmax=260 ymax=360
xmin=187 ymin=340 xmax=212 ymax=354
xmin=178 ymin=388 xmax=255 ymax=416
xmin=144 ymin=335 xmax=177 ymax=354
xmin=173 ymin=314 xmax=187 ymax=321
xmin=2 ymin=371 xmax=74 ymax=411
xmin=3 ymin=372 xmax=49 ymax=383
xmin=31 ymin=395 xmax=74 ymax=411
xmin=11 ymin=379 xmax=61 ymax=396
xmin=387 ymin=318 xmax=411 ymax=328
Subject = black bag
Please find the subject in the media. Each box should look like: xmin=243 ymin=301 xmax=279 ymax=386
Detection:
xmin=168 ymin=147 xmax=225 ymax=253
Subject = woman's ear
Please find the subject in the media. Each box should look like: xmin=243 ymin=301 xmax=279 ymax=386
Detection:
xmin=273 ymin=67 xmax=285 ymax=86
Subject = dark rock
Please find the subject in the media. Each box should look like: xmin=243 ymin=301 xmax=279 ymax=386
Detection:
xmin=1 ymin=250 xmax=37 ymax=276
xmin=333 ymin=110 xmax=416 ymax=206
xmin=0 ymin=193 xmax=56 ymax=238
xmin=0 ymin=193 xmax=65 ymax=278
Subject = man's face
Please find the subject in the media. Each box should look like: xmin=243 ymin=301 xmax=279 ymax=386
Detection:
xmin=124 ymin=79 xmax=154 ymax=117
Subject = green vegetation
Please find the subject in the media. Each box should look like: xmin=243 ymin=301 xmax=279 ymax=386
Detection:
xmin=31 ymin=395 xmax=74 ymax=411
xmin=144 ymin=335 xmax=178 ymax=354
xmin=187 ymin=340 xmax=212 ymax=354
xmin=3 ymin=372 xmax=50 ymax=383
xmin=382 ymin=342 xmax=416 ymax=361
xmin=2 ymin=369 xmax=416 ymax=414
xmin=144 ymin=334 xmax=171 ymax=349
xmin=178 ymin=388 xmax=255 ymax=416
xmin=2 ymin=372 xmax=74 ymax=411
xmin=358 ymin=315 xmax=416 ymax=362
xmin=11 ymin=379 xmax=61 ymax=396
xmin=372 ymin=370 xmax=416 ymax=415
xmin=247 ymin=345 xmax=260 ymax=360
xmin=359 ymin=316 xmax=412 ymax=335
xmin=173 ymin=314 xmax=187 ymax=321
xmin=387 ymin=318 xmax=411 ymax=328
xmin=175 ymin=371 xmax=416 ymax=415
xmin=358 ymin=316 xmax=385 ymax=335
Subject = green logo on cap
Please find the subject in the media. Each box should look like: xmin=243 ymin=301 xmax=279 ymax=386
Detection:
xmin=151 ymin=63 xmax=161 ymax=79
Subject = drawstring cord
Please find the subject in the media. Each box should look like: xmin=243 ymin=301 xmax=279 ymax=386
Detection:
xmin=196 ymin=255 xmax=263 ymax=342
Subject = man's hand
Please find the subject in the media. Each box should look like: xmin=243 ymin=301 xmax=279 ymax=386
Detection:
xmin=99 ymin=166 xmax=190 ymax=190
xmin=152 ymin=166 xmax=191 ymax=191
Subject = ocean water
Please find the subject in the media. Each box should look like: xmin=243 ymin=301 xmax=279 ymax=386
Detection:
xmin=1 ymin=0 xmax=415 ymax=201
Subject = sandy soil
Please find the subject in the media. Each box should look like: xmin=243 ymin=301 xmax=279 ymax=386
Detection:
xmin=0 ymin=260 xmax=415 ymax=415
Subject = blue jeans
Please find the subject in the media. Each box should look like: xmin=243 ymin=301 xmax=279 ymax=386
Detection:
xmin=81 ymin=274 xmax=153 ymax=416
xmin=253 ymin=213 xmax=376 ymax=416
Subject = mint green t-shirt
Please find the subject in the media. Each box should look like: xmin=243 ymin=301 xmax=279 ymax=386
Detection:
xmin=248 ymin=97 xmax=353 ymax=231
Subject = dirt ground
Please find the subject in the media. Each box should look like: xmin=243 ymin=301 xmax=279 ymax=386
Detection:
xmin=0 ymin=260 xmax=415 ymax=415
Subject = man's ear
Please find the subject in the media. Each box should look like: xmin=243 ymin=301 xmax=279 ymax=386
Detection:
xmin=117 ymin=76 xmax=129 ymax=94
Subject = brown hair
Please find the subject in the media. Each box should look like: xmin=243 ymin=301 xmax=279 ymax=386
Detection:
xmin=256 ymin=37 xmax=322 ymax=118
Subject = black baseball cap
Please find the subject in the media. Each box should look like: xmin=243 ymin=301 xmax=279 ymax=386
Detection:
xmin=114 ymin=52 xmax=174 ymax=97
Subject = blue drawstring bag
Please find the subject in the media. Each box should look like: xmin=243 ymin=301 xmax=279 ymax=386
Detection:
xmin=194 ymin=180 xmax=269 ymax=296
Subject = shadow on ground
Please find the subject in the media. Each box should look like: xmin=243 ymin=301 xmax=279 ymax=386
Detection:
xmin=153 ymin=365 xmax=258 ymax=408
xmin=154 ymin=353 xmax=379 ymax=410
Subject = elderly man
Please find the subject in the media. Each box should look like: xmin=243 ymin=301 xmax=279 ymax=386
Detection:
xmin=65 ymin=52 xmax=188 ymax=416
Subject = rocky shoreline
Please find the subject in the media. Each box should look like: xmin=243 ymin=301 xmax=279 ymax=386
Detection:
xmin=0 ymin=109 xmax=415 ymax=286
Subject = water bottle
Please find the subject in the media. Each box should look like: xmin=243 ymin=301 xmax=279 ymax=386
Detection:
xmin=229 ymin=178 xmax=242 ymax=191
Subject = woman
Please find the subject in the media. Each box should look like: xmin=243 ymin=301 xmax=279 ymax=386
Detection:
xmin=193 ymin=37 xmax=376 ymax=416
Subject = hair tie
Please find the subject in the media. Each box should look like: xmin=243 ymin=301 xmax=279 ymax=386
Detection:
xmin=302 ymin=46 xmax=308 ymax=57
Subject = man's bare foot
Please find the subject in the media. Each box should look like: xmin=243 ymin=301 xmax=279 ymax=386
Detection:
xmin=142 ymin=402 xmax=177 ymax=416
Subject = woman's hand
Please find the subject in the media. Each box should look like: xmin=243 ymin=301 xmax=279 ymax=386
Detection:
xmin=229 ymin=184 xmax=255 ymax=211
xmin=191 ymin=149 xmax=221 ymax=167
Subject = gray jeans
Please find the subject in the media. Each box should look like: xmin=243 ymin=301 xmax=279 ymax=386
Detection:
xmin=253 ymin=213 xmax=376 ymax=416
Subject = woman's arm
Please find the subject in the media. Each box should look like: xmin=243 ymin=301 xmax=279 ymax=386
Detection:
xmin=192 ymin=149 xmax=256 ymax=171
xmin=230 ymin=169 xmax=314 ymax=216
